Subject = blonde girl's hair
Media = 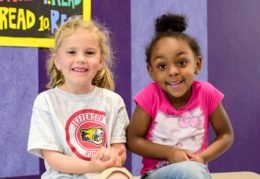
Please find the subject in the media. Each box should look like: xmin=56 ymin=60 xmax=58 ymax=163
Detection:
xmin=47 ymin=17 xmax=115 ymax=91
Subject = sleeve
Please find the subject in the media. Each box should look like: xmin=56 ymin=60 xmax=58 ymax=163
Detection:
xmin=133 ymin=83 xmax=156 ymax=116
xmin=110 ymin=96 xmax=129 ymax=144
xmin=202 ymin=81 xmax=224 ymax=114
xmin=27 ymin=93 xmax=63 ymax=159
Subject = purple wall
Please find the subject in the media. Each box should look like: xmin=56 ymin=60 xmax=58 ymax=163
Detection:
xmin=208 ymin=0 xmax=260 ymax=173
xmin=0 ymin=47 xmax=39 ymax=178
xmin=1 ymin=0 xmax=260 ymax=178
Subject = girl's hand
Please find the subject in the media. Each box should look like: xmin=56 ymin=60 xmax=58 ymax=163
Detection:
xmin=111 ymin=144 xmax=127 ymax=167
xmin=90 ymin=148 xmax=118 ymax=171
xmin=42 ymin=149 xmax=117 ymax=174
xmin=109 ymin=147 xmax=123 ymax=167
xmin=167 ymin=147 xmax=190 ymax=164
xmin=185 ymin=151 xmax=205 ymax=164
xmin=90 ymin=145 xmax=125 ymax=170
xmin=97 ymin=147 xmax=112 ymax=161
xmin=167 ymin=148 xmax=205 ymax=164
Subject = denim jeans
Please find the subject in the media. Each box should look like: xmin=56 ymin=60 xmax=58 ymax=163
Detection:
xmin=141 ymin=161 xmax=212 ymax=179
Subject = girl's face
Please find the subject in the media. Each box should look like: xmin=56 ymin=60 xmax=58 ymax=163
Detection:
xmin=148 ymin=37 xmax=201 ymax=105
xmin=54 ymin=29 xmax=103 ymax=94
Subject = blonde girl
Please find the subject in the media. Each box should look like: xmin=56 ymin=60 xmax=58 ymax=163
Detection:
xmin=28 ymin=17 xmax=132 ymax=179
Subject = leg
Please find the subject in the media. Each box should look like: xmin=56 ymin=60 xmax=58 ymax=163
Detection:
xmin=107 ymin=171 xmax=130 ymax=179
xmin=97 ymin=167 xmax=133 ymax=179
xmin=148 ymin=161 xmax=212 ymax=179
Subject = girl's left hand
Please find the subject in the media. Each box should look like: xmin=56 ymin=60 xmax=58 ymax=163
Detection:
xmin=98 ymin=147 xmax=112 ymax=161
xmin=111 ymin=143 xmax=127 ymax=167
xmin=97 ymin=144 xmax=126 ymax=167
xmin=111 ymin=144 xmax=126 ymax=167
xmin=185 ymin=151 xmax=205 ymax=164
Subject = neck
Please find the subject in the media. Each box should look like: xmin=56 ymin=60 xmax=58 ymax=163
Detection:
xmin=58 ymin=84 xmax=95 ymax=94
xmin=167 ymin=88 xmax=192 ymax=110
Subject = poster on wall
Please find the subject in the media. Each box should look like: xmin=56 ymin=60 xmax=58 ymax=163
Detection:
xmin=0 ymin=0 xmax=91 ymax=48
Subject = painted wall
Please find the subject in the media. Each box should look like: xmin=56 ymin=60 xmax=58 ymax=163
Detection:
xmin=0 ymin=0 xmax=260 ymax=178
xmin=0 ymin=47 xmax=39 ymax=178
xmin=208 ymin=0 xmax=260 ymax=173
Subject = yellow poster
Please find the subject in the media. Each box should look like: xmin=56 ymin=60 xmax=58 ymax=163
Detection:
xmin=0 ymin=0 xmax=91 ymax=48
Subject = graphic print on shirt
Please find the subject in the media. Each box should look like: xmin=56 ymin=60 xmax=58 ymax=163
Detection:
xmin=65 ymin=109 xmax=106 ymax=160
xmin=80 ymin=127 xmax=104 ymax=145
xmin=151 ymin=107 xmax=205 ymax=153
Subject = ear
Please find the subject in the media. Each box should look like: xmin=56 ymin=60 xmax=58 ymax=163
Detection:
xmin=194 ymin=56 xmax=202 ymax=74
xmin=147 ymin=64 xmax=156 ymax=81
xmin=98 ymin=57 xmax=104 ymax=70
xmin=53 ymin=54 xmax=61 ymax=70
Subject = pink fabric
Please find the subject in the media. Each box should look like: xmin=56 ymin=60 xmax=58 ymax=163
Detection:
xmin=134 ymin=81 xmax=224 ymax=174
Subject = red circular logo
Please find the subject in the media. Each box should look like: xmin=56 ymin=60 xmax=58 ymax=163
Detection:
xmin=66 ymin=109 xmax=106 ymax=160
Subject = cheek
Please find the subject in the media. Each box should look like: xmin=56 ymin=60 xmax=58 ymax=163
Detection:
xmin=182 ymin=69 xmax=195 ymax=80
xmin=58 ymin=58 xmax=72 ymax=70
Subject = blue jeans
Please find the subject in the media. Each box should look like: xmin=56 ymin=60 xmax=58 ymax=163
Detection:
xmin=141 ymin=161 xmax=212 ymax=179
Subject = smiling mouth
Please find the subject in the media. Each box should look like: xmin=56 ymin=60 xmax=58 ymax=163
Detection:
xmin=72 ymin=68 xmax=88 ymax=72
xmin=167 ymin=80 xmax=184 ymax=87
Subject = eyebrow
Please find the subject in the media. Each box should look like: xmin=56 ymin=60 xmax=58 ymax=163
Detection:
xmin=174 ymin=51 xmax=188 ymax=58
xmin=153 ymin=51 xmax=188 ymax=61
xmin=153 ymin=55 xmax=165 ymax=61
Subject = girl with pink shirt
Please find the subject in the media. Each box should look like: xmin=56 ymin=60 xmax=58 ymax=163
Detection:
xmin=127 ymin=13 xmax=233 ymax=179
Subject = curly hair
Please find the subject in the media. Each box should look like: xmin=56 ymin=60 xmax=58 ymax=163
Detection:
xmin=146 ymin=13 xmax=201 ymax=65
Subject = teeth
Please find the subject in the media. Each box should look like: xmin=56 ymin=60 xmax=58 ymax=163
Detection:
xmin=169 ymin=81 xmax=182 ymax=85
xmin=73 ymin=68 xmax=87 ymax=72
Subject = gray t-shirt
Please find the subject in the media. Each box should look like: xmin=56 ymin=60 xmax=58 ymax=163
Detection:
xmin=27 ymin=87 xmax=129 ymax=178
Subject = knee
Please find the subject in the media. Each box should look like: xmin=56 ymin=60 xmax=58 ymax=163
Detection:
xmin=172 ymin=161 xmax=211 ymax=179
xmin=107 ymin=171 xmax=129 ymax=179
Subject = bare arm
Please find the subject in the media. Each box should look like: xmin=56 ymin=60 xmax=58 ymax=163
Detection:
xmin=42 ymin=147 xmax=120 ymax=174
xmin=192 ymin=103 xmax=234 ymax=164
xmin=127 ymin=104 xmax=190 ymax=163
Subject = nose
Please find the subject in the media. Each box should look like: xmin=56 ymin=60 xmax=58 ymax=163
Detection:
xmin=168 ymin=64 xmax=179 ymax=76
xmin=76 ymin=53 xmax=86 ymax=63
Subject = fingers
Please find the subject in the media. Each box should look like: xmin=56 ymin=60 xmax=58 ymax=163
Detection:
xmin=185 ymin=151 xmax=204 ymax=163
xmin=183 ymin=153 xmax=190 ymax=161
xmin=94 ymin=147 xmax=112 ymax=161
xmin=185 ymin=150 xmax=195 ymax=159
xmin=102 ymin=147 xmax=111 ymax=161
xmin=92 ymin=147 xmax=123 ymax=169
xmin=168 ymin=148 xmax=190 ymax=164
xmin=98 ymin=147 xmax=106 ymax=160
xmin=100 ymin=150 xmax=118 ymax=167
xmin=92 ymin=148 xmax=102 ymax=160
xmin=97 ymin=147 xmax=116 ymax=163
xmin=115 ymin=145 xmax=125 ymax=155
xmin=109 ymin=150 xmax=122 ymax=167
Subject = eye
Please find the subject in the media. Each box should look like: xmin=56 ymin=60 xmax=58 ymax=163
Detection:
xmin=157 ymin=64 xmax=167 ymax=70
xmin=86 ymin=50 xmax=95 ymax=55
xmin=67 ymin=50 xmax=76 ymax=54
xmin=178 ymin=60 xmax=187 ymax=66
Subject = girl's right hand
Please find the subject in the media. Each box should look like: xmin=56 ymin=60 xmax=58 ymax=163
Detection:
xmin=166 ymin=147 xmax=190 ymax=164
